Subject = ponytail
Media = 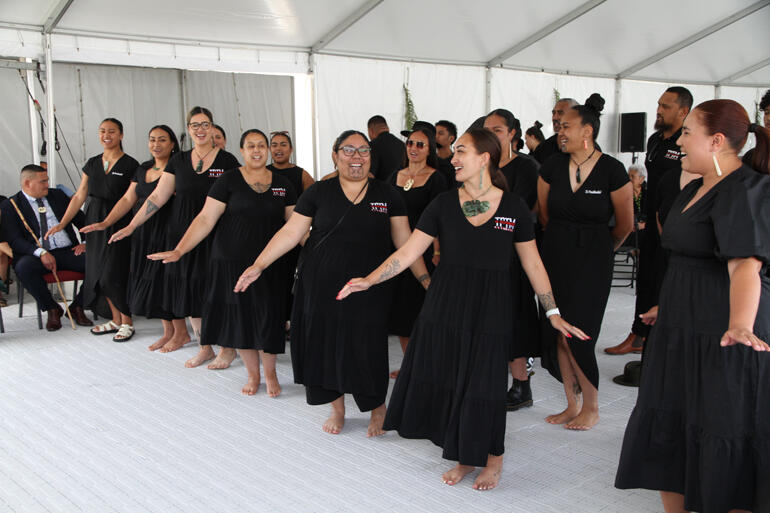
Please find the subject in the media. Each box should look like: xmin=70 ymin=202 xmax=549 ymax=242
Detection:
xmin=750 ymin=124 xmax=770 ymax=175
xmin=491 ymin=168 xmax=509 ymax=191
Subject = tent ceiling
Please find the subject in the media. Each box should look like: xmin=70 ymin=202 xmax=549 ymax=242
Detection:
xmin=1 ymin=0 xmax=768 ymax=86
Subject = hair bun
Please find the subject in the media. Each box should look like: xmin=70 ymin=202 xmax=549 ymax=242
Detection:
xmin=585 ymin=93 xmax=605 ymax=115
xmin=534 ymin=120 xmax=543 ymax=129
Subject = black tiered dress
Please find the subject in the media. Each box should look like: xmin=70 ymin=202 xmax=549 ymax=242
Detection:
xmin=539 ymin=153 xmax=629 ymax=389
xmin=387 ymin=170 xmax=448 ymax=337
xmin=500 ymin=155 xmax=541 ymax=359
xmin=291 ymin=177 xmax=405 ymax=410
xmin=162 ymin=149 xmax=239 ymax=318
xmin=383 ymin=190 xmax=535 ymax=466
xmin=201 ymin=169 xmax=296 ymax=351
xmin=616 ymin=166 xmax=770 ymax=513
xmin=82 ymin=153 xmax=139 ymax=316
xmin=126 ymin=163 xmax=172 ymax=319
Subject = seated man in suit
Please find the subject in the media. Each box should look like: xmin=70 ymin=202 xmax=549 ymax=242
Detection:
xmin=0 ymin=164 xmax=93 ymax=330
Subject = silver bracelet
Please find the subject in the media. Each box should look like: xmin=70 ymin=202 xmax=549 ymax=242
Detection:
xmin=545 ymin=307 xmax=560 ymax=318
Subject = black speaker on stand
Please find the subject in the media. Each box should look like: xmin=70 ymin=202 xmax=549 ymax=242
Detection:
xmin=620 ymin=112 xmax=647 ymax=163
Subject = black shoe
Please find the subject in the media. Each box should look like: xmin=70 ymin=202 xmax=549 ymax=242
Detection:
xmin=506 ymin=378 xmax=533 ymax=411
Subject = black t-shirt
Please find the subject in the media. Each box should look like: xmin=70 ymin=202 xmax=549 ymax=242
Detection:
xmin=540 ymin=153 xmax=629 ymax=225
xmin=370 ymin=132 xmax=406 ymax=181
xmin=82 ymin=154 xmax=139 ymax=201
xmin=537 ymin=135 xmax=560 ymax=164
xmin=500 ymin=153 xmax=540 ymax=210
xmin=295 ymin=177 xmax=406 ymax=252
xmin=644 ymin=128 xmax=683 ymax=220
xmin=267 ymin=164 xmax=306 ymax=198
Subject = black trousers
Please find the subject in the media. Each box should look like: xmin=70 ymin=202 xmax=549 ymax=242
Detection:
xmin=305 ymin=385 xmax=384 ymax=412
xmin=14 ymin=247 xmax=85 ymax=312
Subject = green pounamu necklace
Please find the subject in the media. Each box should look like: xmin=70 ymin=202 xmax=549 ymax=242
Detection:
xmin=461 ymin=183 xmax=493 ymax=217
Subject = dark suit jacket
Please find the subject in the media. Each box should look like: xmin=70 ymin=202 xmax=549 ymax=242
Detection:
xmin=0 ymin=189 xmax=84 ymax=260
xmin=370 ymin=131 xmax=406 ymax=181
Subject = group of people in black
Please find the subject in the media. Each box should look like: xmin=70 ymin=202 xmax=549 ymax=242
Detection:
xmin=2 ymin=86 xmax=769 ymax=508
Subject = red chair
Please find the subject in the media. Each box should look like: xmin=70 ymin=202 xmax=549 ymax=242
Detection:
xmin=18 ymin=270 xmax=87 ymax=329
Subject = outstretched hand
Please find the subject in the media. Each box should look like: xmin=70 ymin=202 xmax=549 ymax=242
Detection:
xmin=234 ymin=264 xmax=262 ymax=293
xmin=549 ymin=315 xmax=590 ymax=341
xmin=108 ymin=225 xmax=135 ymax=244
xmin=79 ymin=222 xmax=106 ymax=234
xmin=147 ymin=250 xmax=181 ymax=264
xmin=44 ymin=223 xmax=64 ymax=240
xmin=336 ymin=278 xmax=372 ymax=300
xmin=720 ymin=328 xmax=769 ymax=352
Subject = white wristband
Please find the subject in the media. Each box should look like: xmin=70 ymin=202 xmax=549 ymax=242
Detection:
xmin=545 ymin=308 xmax=560 ymax=318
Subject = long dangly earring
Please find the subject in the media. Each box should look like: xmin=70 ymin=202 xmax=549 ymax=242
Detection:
xmin=583 ymin=139 xmax=588 ymax=150
xmin=480 ymin=165 xmax=485 ymax=189
xmin=712 ymin=153 xmax=723 ymax=177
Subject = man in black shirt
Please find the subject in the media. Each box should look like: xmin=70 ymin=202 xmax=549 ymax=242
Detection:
xmin=435 ymin=120 xmax=458 ymax=186
xmin=538 ymin=98 xmax=578 ymax=162
xmin=606 ymin=86 xmax=692 ymax=356
xmin=367 ymin=115 xmax=406 ymax=181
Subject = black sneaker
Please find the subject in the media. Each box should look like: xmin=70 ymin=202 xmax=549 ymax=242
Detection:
xmin=506 ymin=378 xmax=533 ymax=411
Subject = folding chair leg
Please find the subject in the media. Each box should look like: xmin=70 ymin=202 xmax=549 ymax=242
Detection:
xmin=37 ymin=308 xmax=43 ymax=330
xmin=0 ymin=306 xmax=5 ymax=333
xmin=18 ymin=284 xmax=23 ymax=318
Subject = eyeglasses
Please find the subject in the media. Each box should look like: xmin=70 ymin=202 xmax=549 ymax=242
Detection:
xmin=339 ymin=145 xmax=371 ymax=157
xmin=406 ymin=140 xmax=426 ymax=149
xmin=270 ymin=130 xmax=290 ymax=136
xmin=188 ymin=122 xmax=211 ymax=130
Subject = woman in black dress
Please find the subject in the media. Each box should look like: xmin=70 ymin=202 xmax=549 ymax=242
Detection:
xmin=537 ymin=94 xmax=634 ymax=430
xmin=150 ymin=130 xmax=296 ymax=396
xmin=616 ymin=100 xmax=770 ymax=513
xmin=525 ymin=121 xmax=548 ymax=164
xmin=235 ymin=130 xmax=429 ymax=436
xmin=110 ymin=107 xmax=240 ymax=368
xmin=338 ymin=129 xmax=587 ymax=491
xmin=484 ymin=109 xmax=541 ymax=410
xmin=267 ymin=130 xmax=315 ymax=329
xmin=81 ymin=125 xmax=191 ymax=352
xmin=47 ymin=118 xmax=139 ymax=342
xmin=387 ymin=127 xmax=447 ymax=377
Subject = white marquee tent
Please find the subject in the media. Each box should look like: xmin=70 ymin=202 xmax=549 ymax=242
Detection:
xmin=1 ymin=0 xmax=768 ymax=192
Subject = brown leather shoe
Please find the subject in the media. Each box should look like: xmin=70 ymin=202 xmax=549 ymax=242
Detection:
xmin=46 ymin=305 xmax=64 ymax=331
xmin=605 ymin=332 xmax=644 ymax=355
xmin=70 ymin=306 xmax=94 ymax=327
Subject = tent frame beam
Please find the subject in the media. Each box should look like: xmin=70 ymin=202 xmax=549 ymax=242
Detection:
xmin=43 ymin=0 xmax=75 ymax=34
xmin=310 ymin=0 xmax=383 ymax=53
xmin=617 ymin=0 xmax=770 ymax=79
xmin=487 ymin=0 xmax=607 ymax=67
xmin=718 ymin=57 xmax=770 ymax=86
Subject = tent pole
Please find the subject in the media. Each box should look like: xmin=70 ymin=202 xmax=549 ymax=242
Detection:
xmin=613 ymin=78 xmax=622 ymax=154
xmin=310 ymin=55 xmax=320 ymax=179
xmin=484 ymin=67 xmax=492 ymax=113
xmin=25 ymin=60 xmax=41 ymax=165
xmin=44 ymin=33 xmax=56 ymax=186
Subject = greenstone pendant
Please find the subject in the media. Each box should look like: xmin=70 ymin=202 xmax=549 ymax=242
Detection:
xmin=195 ymin=159 xmax=203 ymax=173
xmin=462 ymin=199 xmax=490 ymax=217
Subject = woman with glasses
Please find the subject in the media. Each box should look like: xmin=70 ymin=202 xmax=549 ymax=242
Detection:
xmin=234 ymin=130 xmax=429 ymax=436
xmin=110 ymin=107 xmax=239 ymax=368
xmin=46 ymin=118 xmax=139 ymax=341
xmin=149 ymin=129 xmax=296 ymax=397
xmin=387 ymin=127 xmax=447 ymax=377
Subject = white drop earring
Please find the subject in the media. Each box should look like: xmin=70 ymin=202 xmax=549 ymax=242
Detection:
xmin=712 ymin=153 xmax=723 ymax=177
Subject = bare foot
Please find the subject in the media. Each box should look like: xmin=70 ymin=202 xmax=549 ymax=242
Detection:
xmin=207 ymin=347 xmax=237 ymax=370
xmin=159 ymin=334 xmax=191 ymax=353
xmin=323 ymin=411 xmax=345 ymax=434
xmin=366 ymin=405 xmax=387 ymax=437
xmin=265 ymin=374 xmax=282 ymax=398
xmin=242 ymin=375 xmax=260 ymax=395
xmin=473 ymin=455 xmax=503 ymax=491
xmin=389 ymin=369 xmax=400 ymax=379
xmin=185 ymin=346 xmax=216 ymax=368
xmin=148 ymin=333 xmax=172 ymax=351
xmin=545 ymin=405 xmax=580 ymax=425
xmin=565 ymin=409 xmax=599 ymax=431
xmin=442 ymin=464 xmax=475 ymax=486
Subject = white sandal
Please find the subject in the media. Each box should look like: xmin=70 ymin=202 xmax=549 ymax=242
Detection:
xmin=91 ymin=320 xmax=119 ymax=335
xmin=113 ymin=324 xmax=135 ymax=343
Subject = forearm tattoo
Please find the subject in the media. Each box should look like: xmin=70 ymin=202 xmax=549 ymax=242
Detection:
xmin=145 ymin=199 xmax=159 ymax=216
xmin=378 ymin=259 xmax=401 ymax=283
xmin=537 ymin=291 xmax=556 ymax=311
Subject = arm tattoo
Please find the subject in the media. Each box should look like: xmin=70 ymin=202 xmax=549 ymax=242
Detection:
xmin=145 ymin=200 xmax=159 ymax=216
xmin=378 ymin=259 xmax=401 ymax=283
xmin=537 ymin=291 xmax=556 ymax=311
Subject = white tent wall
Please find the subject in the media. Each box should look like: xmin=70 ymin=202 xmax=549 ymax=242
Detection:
xmin=0 ymin=68 xmax=35 ymax=194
